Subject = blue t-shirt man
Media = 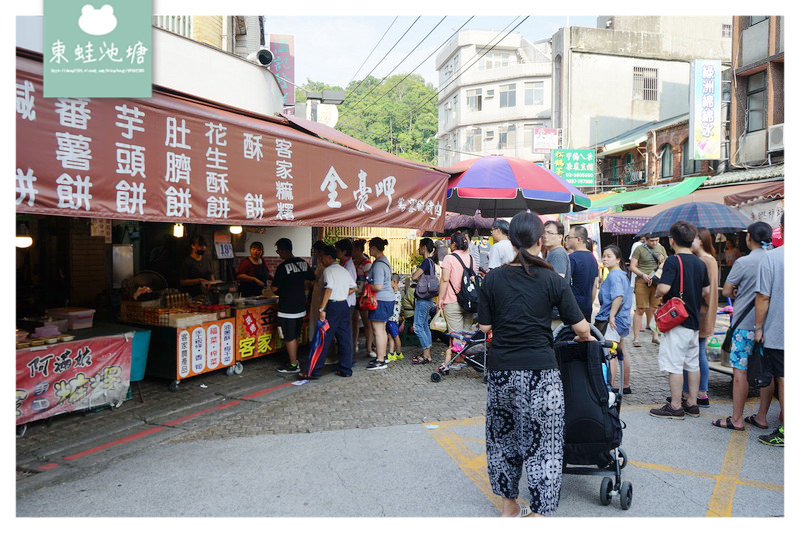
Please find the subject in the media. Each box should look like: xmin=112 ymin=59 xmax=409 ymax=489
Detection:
xmin=569 ymin=250 xmax=599 ymax=322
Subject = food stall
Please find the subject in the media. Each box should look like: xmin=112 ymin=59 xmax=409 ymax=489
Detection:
xmin=16 ymin=49 xmax=449 ymax=403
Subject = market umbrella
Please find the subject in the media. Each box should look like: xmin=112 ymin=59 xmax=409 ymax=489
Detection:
xmin=443 ymin=209 xmax=495 ymax=231
xmin=446 ymin=156 xmax=591 ymax=217
xmin=634 ymin=202 xmax=752 ymax=238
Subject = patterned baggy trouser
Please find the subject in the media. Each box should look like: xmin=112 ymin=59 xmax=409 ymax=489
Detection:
xmin=485 ymin=368 xmax=565 ymax=516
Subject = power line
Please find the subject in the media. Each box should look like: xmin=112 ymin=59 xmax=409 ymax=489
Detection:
xmin=347 ymin=16 xmax=398 ymax=86
xmin=336 ymin=122 xmax=483 ymax=160
xmin=346 ymin=16 xmax=447 ymax=112
xmin=348 ymin=16 xmax=475 ymax=116
xmin=412 ymin=16 xmax=530 ymax=115
xmin=343 ymin=16 xmax=422 ymax=104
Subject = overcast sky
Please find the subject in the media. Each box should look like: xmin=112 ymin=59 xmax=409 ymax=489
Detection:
xmin=263 ymin=16 xmax=599 ymax=90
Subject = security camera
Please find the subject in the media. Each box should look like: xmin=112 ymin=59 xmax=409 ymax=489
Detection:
xmin=246 ymin=48 xmax=273 ymax=66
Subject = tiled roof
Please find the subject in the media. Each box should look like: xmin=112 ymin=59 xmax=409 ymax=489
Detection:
xmin=702 ymin=163 xmax=784 ymax=187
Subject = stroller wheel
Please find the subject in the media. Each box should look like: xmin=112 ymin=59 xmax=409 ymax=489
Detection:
xmin=599 ymin=477 xmax=613 ymax=506
xmin=619 ymin=481 xmax=633 ymax=510
xmin=431 ymin=372 xmax=442 ymax=383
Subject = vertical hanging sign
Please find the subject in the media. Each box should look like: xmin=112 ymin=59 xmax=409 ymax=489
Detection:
xmin=688 ymin=59 xmax=721 ymax=160
xmin=43 ymin=0 xmax=152 ymax=98
xmin=268 ymin=34 xmax=295 ymax=112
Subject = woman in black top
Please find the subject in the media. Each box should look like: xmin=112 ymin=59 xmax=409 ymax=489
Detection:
xmin=478 ymin=211 xmax=592 ymax=517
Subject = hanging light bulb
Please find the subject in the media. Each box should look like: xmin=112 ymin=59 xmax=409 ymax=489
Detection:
xmin=229 ymin=225 xmax=243 ymax=235
xmin=173 ymin=223 xmax=184 ymax=238
xmin=16 ymin=223 xmax=33 ymax=248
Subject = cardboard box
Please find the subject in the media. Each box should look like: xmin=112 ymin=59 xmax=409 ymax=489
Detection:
xmin=47 ymin=307 xmax=96 ymax=330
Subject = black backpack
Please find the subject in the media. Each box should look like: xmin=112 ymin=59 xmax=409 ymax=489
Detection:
xmin=449 ymin=253 xmax=480 ymax=313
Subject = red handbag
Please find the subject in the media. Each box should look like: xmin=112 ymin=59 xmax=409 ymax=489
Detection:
xmin=358 ymin=283 xmax=378 ymax=311
xmin=655 ymin=254 xmax=689 ymax=333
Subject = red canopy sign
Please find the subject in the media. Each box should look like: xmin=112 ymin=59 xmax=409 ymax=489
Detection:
xmin=15 ymin=54 xmax=447 ymax=232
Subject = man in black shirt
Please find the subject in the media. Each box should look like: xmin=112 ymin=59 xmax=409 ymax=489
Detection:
xmin=179 ymin=235 xmax=215 ymax=297
xmin=272 ymin=238 xmax=315 ymax=373
xmin=650 ymin=221 xmax=710 ymax=420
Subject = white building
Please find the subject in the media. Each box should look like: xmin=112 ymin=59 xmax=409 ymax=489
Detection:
xmin=552 ymin=16 xmax=733 ymax=151
xmin=435 ymin=31 xmax=553 ymax=167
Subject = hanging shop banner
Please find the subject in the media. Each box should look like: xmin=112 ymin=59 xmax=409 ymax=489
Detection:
xmin=269 ymin=34 xmax=295 ymax=110
xmin=552 ymin=149 xmax=596 ymax=187
xmin=234 ymin=304 xmax=310 ymax=362
xmin=688 ymin=59 xmax=722 ymax=160
xmin=16 ymin=334 xmax=132 ymax=425
xmin=176 ymin=318 xmax=235 ymax=380
xmin=737 ymin=199 xmax=784 ymax=228
xmin=15 ymin=55 xmax=447 ymax=232
xmin=533 ymin=128 xmax=559 ymax=154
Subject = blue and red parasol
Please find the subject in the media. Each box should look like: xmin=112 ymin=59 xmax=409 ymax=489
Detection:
xmin=446 ymin=156 xmax=591 ymax=217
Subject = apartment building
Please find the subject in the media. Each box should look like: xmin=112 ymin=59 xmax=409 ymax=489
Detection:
xmin=435 ymin=30 xmax=553 ymax=167
xmin=552 ymin=16 xmax=732 ymax=152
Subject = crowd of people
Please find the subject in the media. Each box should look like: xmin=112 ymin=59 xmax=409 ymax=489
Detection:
xmin=241 ymin=212 xmax=783 ymax=517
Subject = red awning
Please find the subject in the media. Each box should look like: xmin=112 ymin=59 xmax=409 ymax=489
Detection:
xmin=723 ymin=181 xmax=784 ymax=206
xmin=15 ymin=53 xmax=449 ymax=232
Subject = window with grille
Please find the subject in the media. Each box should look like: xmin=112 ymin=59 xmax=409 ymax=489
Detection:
xmin=500 ymin=84 xmax=516 ymax=108
xmin=722 ymin=24 xmax=732 ymax=38
xmin=466 ymin=89 xmax=482 ymax=111
xmin=465 ymin=128 xmax=482 ymax=152
xmin=633 ymin=67 xmax=658 ymax=101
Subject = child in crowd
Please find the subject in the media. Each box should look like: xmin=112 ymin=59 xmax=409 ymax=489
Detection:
xmin=386 ymin=274 xmax=405 ymax=362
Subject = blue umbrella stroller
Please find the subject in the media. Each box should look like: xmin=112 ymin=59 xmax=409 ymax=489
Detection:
xmin=553 ymin=324 xmax=632 ymax=510
xmin=430 ymin=329 xmax=488 ymax=383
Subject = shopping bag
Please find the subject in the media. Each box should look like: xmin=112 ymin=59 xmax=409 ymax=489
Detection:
xmin=358 ymin=284 xmax=378 ymax=311
xmin=430 ymin=309 xmax=447 ymax=332
xmin=747 ymin=341 xmax=772 ymax=389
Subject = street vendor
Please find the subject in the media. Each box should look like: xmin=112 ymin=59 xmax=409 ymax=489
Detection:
xmin=179 ymin=235 xmax=215 ymax=297
xmin=236 ymin=241 xmax=273 ymax=297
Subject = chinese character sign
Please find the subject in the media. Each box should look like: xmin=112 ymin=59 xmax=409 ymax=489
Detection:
xmin=176 ymin=319 xmax=235 ymax=379
xmin=269 ymin=34 xmax=295 ymax=108
xmin=234 ymin=304 xmax=310 ymax=361
xmin=16 ymin=334 xmax=132 ymax=425
xmin=16 ymin=56 xmax=447 ymax=232
xmin=689 ymin=59 xmax=721 ymax=160
xmin=43 ymin=0 xmax=152 ymax=98
xmin=551 ymin=149 xmax=596 ymax=187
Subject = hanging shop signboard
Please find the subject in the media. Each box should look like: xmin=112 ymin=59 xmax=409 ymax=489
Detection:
xmin=16 ymin=55 xmax=447 ymax=232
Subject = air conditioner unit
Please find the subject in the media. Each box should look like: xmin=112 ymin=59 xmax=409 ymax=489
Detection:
xmin=486 ymin=89 xmax=495 ymax=98
xmin=768 ymin=123 xmax=784 ymax=152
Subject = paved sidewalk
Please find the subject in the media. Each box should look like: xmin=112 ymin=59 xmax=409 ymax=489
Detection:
xmin=16 ymin=336 xmax=783 ymax=517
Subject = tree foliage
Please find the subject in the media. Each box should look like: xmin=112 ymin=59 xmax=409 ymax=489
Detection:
xmin=297 ymin=74 xmax=438 ymax=165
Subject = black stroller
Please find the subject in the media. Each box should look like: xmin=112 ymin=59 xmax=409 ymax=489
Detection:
xmin=553 ymin=324 xmax=632 ymax=510
xmin=430 ymin=330 xmax=487 ymax=383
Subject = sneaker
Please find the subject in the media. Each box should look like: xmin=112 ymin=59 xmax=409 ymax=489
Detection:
xmin=649 ymin=403 xmax=685 ymax=419
xmin=697 ymin=397 xmax=710 ymax=408
xmin=387 ymin=352 xmax=397 ymax=362
xmin=622 ymin=387 xmax=632 ymax=395
xmin=758 ymin=426 xmax=784 ymax=447
xmin=683 ymin=403 xmax=700 ymax=417
xmin=369 ymin=351 xmax=377 ymax=359
xmin=277 ymin=362 xmax=301 ymax=373
xmin=366 ymin=360 xmax=387 ymax=370
xmin=394 ymin=352 xmax=404 ymax=360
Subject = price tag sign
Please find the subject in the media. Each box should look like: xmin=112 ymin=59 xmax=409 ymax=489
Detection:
xmin=215 ymin=242 xmax=234 ymax=259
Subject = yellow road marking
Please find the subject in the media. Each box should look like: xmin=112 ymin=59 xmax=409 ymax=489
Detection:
xmin=628 ymin=460 xmax=719 ymax=480
xmin=707 ymin=427 xmax=750 ymax=517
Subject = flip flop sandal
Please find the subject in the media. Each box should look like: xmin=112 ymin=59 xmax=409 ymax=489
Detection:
xmin=632 ymin=340 xmax=642 ymax=347
xmin=412 ymin=356 xmax=424 ymax=364
xmin=712 ymin=416 xmax=744 ymax=431
xmin=744 ymin=415 xmax=769 ymax=429
xmin=652 ymin=338 xmax=660 ymax=344
xmin=421 ymin=358 xmax=433 ymax=364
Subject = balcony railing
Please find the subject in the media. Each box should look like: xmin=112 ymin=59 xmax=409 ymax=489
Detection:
xmin=597 ymin=160 xmax=647 ymax=186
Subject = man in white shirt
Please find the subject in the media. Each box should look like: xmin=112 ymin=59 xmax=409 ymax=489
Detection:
xmin=487 ymin=219 xmax=514 ymax=270
xmin=306 ymin=245 xmax=357 ymax=378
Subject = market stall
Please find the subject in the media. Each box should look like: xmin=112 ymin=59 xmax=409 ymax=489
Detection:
xmin=16 ymin=50 xmax=449 ymax=399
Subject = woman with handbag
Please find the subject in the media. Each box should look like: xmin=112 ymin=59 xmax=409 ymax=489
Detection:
xmin=352 ymin=239 xmax=375 ymax=359
xmin=713 ymin=221 xmax=773 ymax=431
xmin=649 ymin=221 xmax=710 ymax=420
xmin=410 ymin=238 xmax=438 ymax=364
